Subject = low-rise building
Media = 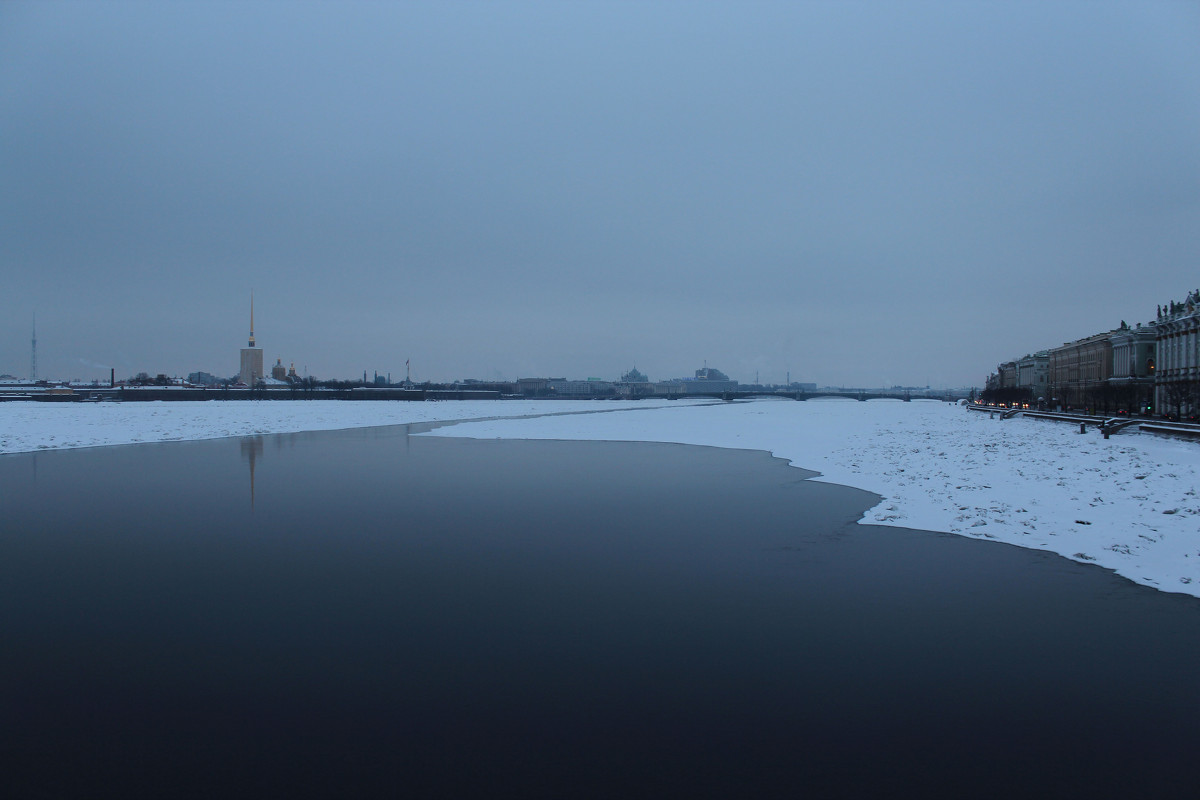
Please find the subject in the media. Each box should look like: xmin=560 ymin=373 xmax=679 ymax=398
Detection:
xmin=544 ymin=378 xmax=615 ymax=397
xmin=517 ymin=378 xmax=550 ymax=396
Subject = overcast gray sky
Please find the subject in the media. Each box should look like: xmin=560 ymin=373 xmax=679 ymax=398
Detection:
xmin=3 ymin=1 xmax=1198 ymax=386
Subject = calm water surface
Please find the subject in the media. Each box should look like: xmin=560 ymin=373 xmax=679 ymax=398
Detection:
xmin=2 ymin=424 xmax=1199 ymax=797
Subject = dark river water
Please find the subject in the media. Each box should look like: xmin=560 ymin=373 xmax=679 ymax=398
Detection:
xmin=2 ymin=423 xmax=1199 ymax=798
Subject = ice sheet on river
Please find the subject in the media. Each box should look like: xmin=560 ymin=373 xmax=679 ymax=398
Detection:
xmin=426 ymin=398 xmax=1200 ymax=597
xmin=5 ymin=396 xmax=1198 ymax=597
xmin=0 ymin=398 xmax=699 ymax=453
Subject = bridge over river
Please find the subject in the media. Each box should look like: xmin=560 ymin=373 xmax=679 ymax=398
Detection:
xmin=684 ymin=390 xmax=960 ymax=402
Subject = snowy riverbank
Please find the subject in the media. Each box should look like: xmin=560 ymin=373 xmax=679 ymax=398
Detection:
xmin=4 ymin=396 xmax=1198 ymax=597
xmin=425 ymin=398 xmax=1200 ymax=598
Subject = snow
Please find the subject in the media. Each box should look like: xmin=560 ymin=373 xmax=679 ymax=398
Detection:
xmin=0 ymin=398 xmax=703 ymax=453
xmin=5 ymin=396 xmax=1199 ymax=597
xmin=424 ymin=398 xmax=1200 ymax=598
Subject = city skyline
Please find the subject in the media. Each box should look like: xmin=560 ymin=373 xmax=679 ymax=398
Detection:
xmin=3 ymin=2 xmax=1199 ymax=386
xmin=11 ymin=282 xmax=1197 ymax=390
xmin=1 ymin=307 xmax=949 ymax=390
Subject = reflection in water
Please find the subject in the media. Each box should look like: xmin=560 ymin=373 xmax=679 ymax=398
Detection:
xmin=239 ymin=435 xmax=263 ymax=512
xmin=2 ymin=429 xmax=1200 ymax=797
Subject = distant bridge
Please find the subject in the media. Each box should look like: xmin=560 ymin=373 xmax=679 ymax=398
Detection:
xmin=683 ymin=390 xmax=959 ymax=402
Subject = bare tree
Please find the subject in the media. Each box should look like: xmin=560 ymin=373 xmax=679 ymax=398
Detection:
xmin=1162 ymin=380 xmax=1191 ymax=420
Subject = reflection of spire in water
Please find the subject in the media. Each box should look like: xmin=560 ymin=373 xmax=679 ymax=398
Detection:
xmin=240 ymin=436 xmax=264 ymax=512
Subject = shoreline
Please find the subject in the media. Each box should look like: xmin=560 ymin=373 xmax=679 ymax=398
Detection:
xmin=425 ymin=399 xmax=1200 ymax=599
xmin=5 ymin=397 xmax=1198 ymax=598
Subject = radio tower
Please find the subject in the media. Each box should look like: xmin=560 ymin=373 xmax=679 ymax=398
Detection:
xmin=30 ymin=313 xmax=37 ymax=380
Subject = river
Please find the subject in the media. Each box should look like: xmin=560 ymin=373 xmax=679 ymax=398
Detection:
xmin=2 ymin=423 xmax=1198 ymax=797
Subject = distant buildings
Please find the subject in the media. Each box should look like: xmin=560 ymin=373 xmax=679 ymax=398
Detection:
xmin=620 ymin=367 xmax=648 ymax=383
xmin=695 ymin=366 xmax=730 ymax=382
xmin=236 ymin=296 xmax=301 ymax=387
xmin=187 ymin=371 xmax=223 ymax=387
xmin=635 ymin=366 xmax=738 ymax=396
xmin=668 ymin=366 xmax=737 ymax=395
xmin=985 ymin=291 xmax=1198 ymax=416
xmin=513 ymin=365 xmax=740 ymax=399
xmin=516 ymin=377 xmax=549 ymax=396
xmin=545 ymin=378 xmax=614 ymax=397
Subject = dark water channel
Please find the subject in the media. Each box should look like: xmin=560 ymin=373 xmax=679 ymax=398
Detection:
xmin=2 ymin=425 xmax=1199 ymax=797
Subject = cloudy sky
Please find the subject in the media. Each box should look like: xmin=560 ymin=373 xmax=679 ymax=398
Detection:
xmin=3 ymin=1 xmax=1198 ymax=386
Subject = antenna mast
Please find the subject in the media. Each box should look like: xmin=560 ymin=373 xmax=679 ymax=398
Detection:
xmin=30 ymin=313 xmax=37 ymax=380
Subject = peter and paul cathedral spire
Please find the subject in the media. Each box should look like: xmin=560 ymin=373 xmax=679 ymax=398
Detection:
xmin=240 ymin=292 xmax=264 ymax=387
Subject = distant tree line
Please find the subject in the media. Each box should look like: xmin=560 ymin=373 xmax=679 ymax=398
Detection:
xmin=977 ymin=385 xmax=1032 ymax=407
xmin=127 ymin=372 xmax=175 ymax=386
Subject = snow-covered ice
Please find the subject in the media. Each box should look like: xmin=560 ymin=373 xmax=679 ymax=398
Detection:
xmin=425 ymin=398 xmax=1200 ymax=598
xmin=0 ymin=398 xmax=701 ymax=453
xmin=4 ymin=396 xmax=1199 ymax=597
